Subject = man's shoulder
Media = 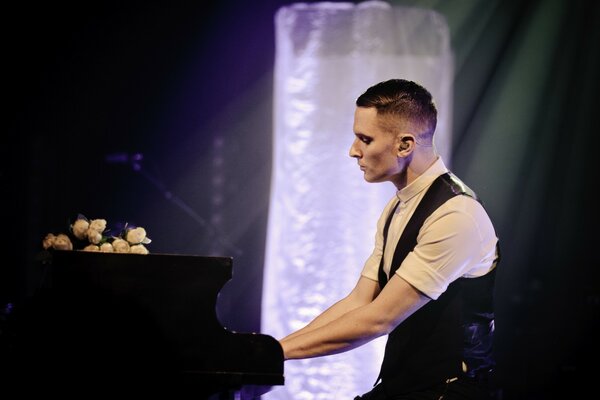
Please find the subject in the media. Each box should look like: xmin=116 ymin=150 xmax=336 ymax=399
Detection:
xmin=432 ymin=195 xmax=495 ymax=235
xmin=438 ymin=172 xmax=478 ymax=200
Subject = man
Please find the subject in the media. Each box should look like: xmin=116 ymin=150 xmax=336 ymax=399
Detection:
xmin=279 ymin=79 xmax=499 ymax=399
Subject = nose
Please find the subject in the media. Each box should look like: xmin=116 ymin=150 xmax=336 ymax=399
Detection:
xmin=349 ymin=138 xmax=361 ymax=158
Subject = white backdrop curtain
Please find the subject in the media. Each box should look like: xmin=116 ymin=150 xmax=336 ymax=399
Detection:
xmin=262 ymin=1 xmax=453 ymax=398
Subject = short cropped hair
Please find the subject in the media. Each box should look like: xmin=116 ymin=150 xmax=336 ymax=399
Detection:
xmin=356 ymin=79 xmax=437 ymax=141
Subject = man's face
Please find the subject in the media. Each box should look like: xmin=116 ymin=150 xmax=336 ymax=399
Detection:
xmin=350 ymin=107 xmax=403 ymax=183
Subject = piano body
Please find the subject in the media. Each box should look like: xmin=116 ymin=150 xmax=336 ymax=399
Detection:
xmin=7 ymin=250 xmax=284 ymax=399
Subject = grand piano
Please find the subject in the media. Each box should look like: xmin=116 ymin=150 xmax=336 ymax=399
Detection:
xmin=7 ymin=250 xmax=284 ymax=399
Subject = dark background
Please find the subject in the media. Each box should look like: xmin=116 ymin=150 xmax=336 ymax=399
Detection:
xmin=3 ymin=0 xmax=599 ymax=398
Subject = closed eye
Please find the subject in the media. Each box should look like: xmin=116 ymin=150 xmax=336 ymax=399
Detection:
xmin=356 ymin=134 xmax=372 ymax=144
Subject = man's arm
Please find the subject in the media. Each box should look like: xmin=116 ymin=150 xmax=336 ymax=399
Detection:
xmin=280 ymin=274 xmax=430 ymax=360
xmin=281 ymin=276 xmax=380 ymax=342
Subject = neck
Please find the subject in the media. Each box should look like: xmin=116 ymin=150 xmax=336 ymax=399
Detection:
xmin=393 ymin=150 xmax=438 ymax=191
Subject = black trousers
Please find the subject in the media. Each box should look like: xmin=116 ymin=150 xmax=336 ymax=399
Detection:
xmin=354 ymin=376 xmax=496 ymax=400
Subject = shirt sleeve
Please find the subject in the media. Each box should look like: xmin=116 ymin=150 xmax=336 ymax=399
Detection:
xmin=395 ymin=196 xmax=497 ymax=300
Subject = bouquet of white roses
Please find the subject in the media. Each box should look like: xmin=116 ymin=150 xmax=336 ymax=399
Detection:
xmin=42 ymin=214 xmax=152 ymax=254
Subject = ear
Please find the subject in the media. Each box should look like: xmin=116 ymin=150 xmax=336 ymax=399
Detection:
xmin=396 ymin=135 xmax=415 ymax=155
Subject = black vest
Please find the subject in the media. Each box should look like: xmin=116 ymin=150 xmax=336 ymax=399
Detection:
xmin=376 ymin=173 xmax=497 ymax=395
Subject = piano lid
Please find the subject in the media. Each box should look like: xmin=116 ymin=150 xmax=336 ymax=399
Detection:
xmin=9 ymin=250 xmax=284 ymax=397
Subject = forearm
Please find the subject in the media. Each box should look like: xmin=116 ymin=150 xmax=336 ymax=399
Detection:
xmin=281 ymin=276 xmax=380 ymax=342
xmin=281 ymin=296 xmax=361 ymax=342
xmin=281 ymin=275 xmax=430 ymax=360
xmin=281 ymin=303 xmax=386 ymax=359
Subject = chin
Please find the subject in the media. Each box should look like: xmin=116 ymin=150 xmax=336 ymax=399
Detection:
xmin=364 ymin=172 xmax=393 ymax=184
xmin=363 ymin=175 xmax=383 ymax=183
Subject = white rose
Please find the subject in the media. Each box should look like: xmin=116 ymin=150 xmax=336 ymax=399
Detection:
xmin=82 ymin=244 xmax=100 ymax=252
xmin=100 ymin=242 xmax=114 ymax=252
xmin=126 ymin=227 xmax=147 ymax=245
xmin=71 ymin=219 xmax=90 ymax=240
xmin=43 ymin=233 xmax=56 ymax=250
xmin=112 ymin=238 xmax=130 ymax=253
xmin=88 ymin=219 xmax=107 ymax=233
xmin=53 ymin=234 xmax=73 ymax=251
xmin=87 ymin=229 xmax=103 ymax=244
xmin=129 ymin=244 xmax=149 ymax=255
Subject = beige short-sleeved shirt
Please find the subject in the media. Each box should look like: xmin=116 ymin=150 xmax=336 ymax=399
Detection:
xmin=360 ymin=158 xmax=498 ymax=300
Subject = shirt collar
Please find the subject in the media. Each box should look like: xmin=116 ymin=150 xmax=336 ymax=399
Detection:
xmin=396 ymin=157 xmax=448 ymax=203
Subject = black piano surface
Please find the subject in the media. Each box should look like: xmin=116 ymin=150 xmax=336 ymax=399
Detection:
xmin=4 ymin=250 xmax=284 ymax=398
